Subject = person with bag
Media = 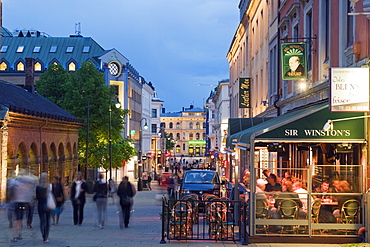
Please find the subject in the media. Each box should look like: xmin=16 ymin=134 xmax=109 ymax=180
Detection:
xmin=36 ymin=173 xmax=52 ymax=243
xmin=51 ymin=176 xmax=64 ymax=225
xmin=117 ymin=176 xmax=136 ymax=229
xmin=93 ymin=173 xmax=108 ymax=229
xmin=70 ymin=172 xmax=88 ymax=226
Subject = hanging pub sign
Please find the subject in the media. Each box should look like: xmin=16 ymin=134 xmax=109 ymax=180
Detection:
xmin=330 ymin=67 xmax=370 ymax=112
xmin=281 ymin=42 xmax=307 ymax=80
xmin=239 ymin=78 xmax=251 ymax=108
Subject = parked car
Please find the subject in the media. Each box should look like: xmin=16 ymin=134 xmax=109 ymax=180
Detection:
xmin=180 ymin=170 xmax=221 ymax=197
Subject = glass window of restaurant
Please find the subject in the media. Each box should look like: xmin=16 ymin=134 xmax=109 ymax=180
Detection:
xmin=246 ymin=142 xmax=364 ymax=236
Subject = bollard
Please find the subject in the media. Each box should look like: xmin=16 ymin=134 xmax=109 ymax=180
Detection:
xmin=138 ymin=177 xmax=143 ymax=191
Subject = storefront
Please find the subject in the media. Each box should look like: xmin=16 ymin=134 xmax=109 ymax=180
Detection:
xmin=227 ymin=102 xmax=366 ymax=241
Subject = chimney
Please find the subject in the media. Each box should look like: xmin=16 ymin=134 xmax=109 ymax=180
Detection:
xmin=25 ymin=58 xmax=35 ymax=93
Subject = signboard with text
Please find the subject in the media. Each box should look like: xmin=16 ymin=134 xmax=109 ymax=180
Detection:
xmin=281 ymin=42 xmax=307 ymax=80
xmin=330 ymin=67 xmax=370 ymax=112
xmin=239 ymin=78 xmax=251 ymax=108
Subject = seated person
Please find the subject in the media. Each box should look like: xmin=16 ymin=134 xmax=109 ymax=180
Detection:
xmin=274 ymin=181 xmax=305 ymax=218
xmin=333 ymin=180 xmax=361 ymax=219
xmin=265 ymin=174 xmax=282 ymax=193
xmin=314 ymin=179 xmax=333 ymax=201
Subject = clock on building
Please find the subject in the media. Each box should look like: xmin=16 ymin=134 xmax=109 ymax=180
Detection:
xmin=109 ymin=62 xmax=121 ymax=76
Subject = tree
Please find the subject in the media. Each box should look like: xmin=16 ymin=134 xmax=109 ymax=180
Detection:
xmin=36 ymin=62 xmax=136 ymax=170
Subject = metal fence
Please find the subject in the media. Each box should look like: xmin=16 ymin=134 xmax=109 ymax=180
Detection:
xmin=160 ymin=196 xmax=248 ymax=244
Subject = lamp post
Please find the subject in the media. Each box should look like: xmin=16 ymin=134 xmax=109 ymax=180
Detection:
xmin=85 ymin=99 xmax=90 ymax=180
xmin=139 ymin=118 xmax=149 ymax=172
xmin=109 ymin=100 xmax=121 ymax=180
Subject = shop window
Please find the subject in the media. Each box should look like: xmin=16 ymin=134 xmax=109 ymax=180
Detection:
xmin=17 ymin=62 xmax=25 ymax=71
xmin=0 ymin=62 xmax=7 ymax=71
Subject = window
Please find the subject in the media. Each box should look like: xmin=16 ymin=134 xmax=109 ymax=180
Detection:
xmin=33 ymin=46 xmax=41 ymax=53
xmin=176 ymin=133 xmax=180 ymax=140
xmin=152 ymin=109 xmax=157 ymax=118
xmin=203 ymin=122 xmax=206 ymax=129
xmin=176 ymin=122 xmax=180 ymax=129
xmin=50 ymin=46 xmax=57 ymax=53
xmin=189 ymin=122 xmax=193 ymax=129
xmin=34 ymin=62 xmax=42 ymax=71
xmin=83 ymin=46 xmax=90 ymax=53
xmin=203 ymin=133 xmax=206 ymax=140
xmin=0 ymin=62 xmax=7 ymax=71
xmin=169 ymin=122 xmax=173 ymax=129
xmin=196 ymin=133 xmax=200 ymax=140
xmin=17 ymin=46 xmax=24 ymax=53
xmin=176 ymin=145 xmax=181 ymax=153
xmin=151 ymin=124 xmax=157 ymax=133
xmin=196 ymin=122 xmax=200 ymax=129
xmin=189 ymin=133 xmax=194 ymax=140
xmin=68 ymin=62 xmax=76 ymax=71
xmin=1 ymin=46 xmax=8 ymax=53
xmin=17 ymin=62 xmax=24 ymax=71
xmin=66 ymin=46 xmax=74 ymax=53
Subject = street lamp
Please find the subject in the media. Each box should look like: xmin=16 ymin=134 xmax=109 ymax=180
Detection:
xmin=322 ymin=115 xmax=370 ymax=131
xmin=109 ymin=100 xmax=121 ymax=180
xmin=139 ymin=118 xmax=149 ymax=172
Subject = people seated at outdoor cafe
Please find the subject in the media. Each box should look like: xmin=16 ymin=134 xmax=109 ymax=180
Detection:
xmin=332 ymin=180 xmax=360 ymax=219
xmin=265 ymin=173 xmax=282 ymax=193
xmin=314 ymin=179 xmax=333 ymax=200
xmin=274 ymin=180 xmax=306 ymax=219
xmin=292 ymin=181 xmax=309 ymax=213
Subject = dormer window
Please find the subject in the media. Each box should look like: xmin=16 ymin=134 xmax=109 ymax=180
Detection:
xmin=68 ymin=62 xmax=76 ymax=71
xmin=34 ymin=62 xmax=42 ymax=71
xmin=17 ymin=62 xmax=25 ymax=71
xmin=0 ymin=62 xmax=7 ymax=71
xmin=17 ymin=46 xmax=25 ymax=53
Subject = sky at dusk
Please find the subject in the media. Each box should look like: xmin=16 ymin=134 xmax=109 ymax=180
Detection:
xmin=3 ymin=0 xmax=240 ymax=112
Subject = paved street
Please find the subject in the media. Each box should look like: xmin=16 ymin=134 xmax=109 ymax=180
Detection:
xmin=0 ymin=182 xmax=369 ymax=247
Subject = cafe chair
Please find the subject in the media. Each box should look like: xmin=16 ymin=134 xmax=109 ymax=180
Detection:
xmin=340 ymin=199 xmax=360 ymax=224
xmin=208 ymin=201 xmax=234 ymax=240
xmin=311 ymin=199 xmax=322 ymax=224
xmin=169 ymin=201 xmax=193 ymax=239
xmin=277 ymin=199 xmax=299 ymax=234
xmin=255 ymin=199 xmax=269 ymax=233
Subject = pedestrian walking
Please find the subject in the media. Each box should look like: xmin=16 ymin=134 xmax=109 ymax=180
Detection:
xmin=108 ymin=178 xmax=117 ymax=205
xmin=70 ymin=172 xmax=88 ymax=225
xmin=117 ymin=176 xmax=136 ymax=229
xmin=36 ymin=173 xmax=51 ymax=243
xmin=51 ymin=176 xmax=65 ymax=225
xmin=93 ymin=173 xmax=108 ymax=229
xmin=8 ymin=170 xmax=38 ymax=242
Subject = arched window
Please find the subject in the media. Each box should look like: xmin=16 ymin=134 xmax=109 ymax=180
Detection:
xmin=34 ymin=62 xmax=42 ymax=71
xmin=17 ymin=62 xmax=25 ymax=71
xmin=176 ymin=133 xmax=180 ymax=140
xmin=189 ymin=133 xmax=193 ymax=140
xmin=0 ymin=62 xmax=7 ymax=71
xmin=196 ymin=133 xmax=200 ymax=140
xmin=68 ymin=62 xmax=76 ymax=71
xmin=176 ymin=122 xmax=180 ymax=129
xmin=176 ymin=145 xmax=181 ymax=154
xmin=169 ymin=133 xmax=173 ymax=139
xmin=189 ymin=122 xmax=193 ymax=129
xmin=169 ymin=122 xmax=173 ymax=129
xmin=196 ymin=122 xmax=200 ymax=129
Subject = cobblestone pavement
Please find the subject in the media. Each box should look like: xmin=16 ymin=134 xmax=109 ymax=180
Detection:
xmin=0 ymin=182 xmax=368 ymax=247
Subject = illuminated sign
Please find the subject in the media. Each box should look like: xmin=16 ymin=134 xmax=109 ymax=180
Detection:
xmin=281 ymin=42 xmax=307 ymax=80
xmin=330 ymin=67 xmax=370 ymax=112
xmin=239 ymin=78 xmax=251 ymax=108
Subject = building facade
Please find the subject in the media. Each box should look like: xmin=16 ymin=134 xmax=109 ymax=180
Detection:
xmin=226 ymin=0 xmax=370 ymax=242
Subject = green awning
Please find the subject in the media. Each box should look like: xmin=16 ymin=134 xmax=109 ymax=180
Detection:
xmin=227 ymin=102 xmax=365 ymax=148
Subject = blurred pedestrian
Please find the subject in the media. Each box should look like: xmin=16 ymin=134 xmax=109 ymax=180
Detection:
xmin=108 ymin=178 xmax=117 ymax=204
xmin=36 ymin=173 xmax=51 ymax=243
xmin=117 ymin=176 xmax=136 ymax=229
xmin=51 ymin=176 xmax=65 ymax=225
xmin=6 ymin=176 xmax=16 ymax=228
xmin=70 ymin=172 xmax=88 ymax=225
xmin=93 ymin=173 xmax=108 ymax=229
xmin=9 ymin=170 xmax=38 ymax=242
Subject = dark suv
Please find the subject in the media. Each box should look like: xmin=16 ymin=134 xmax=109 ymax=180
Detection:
xmin=180 ymin=170 xmax=221 ymax=197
